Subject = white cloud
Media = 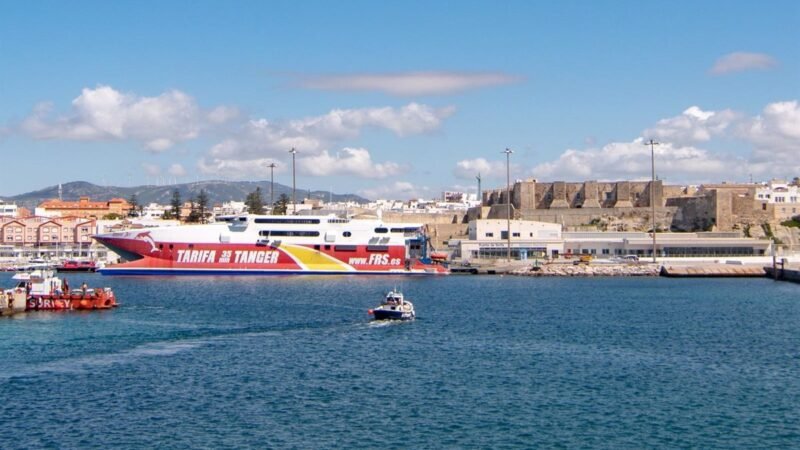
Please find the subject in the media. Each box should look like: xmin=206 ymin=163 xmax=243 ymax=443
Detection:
xmin=202 ymin=103 xmax=453 ymax=180
xmin=358 ymin=181 xmax=431 ymax=201
xmin=168 ymin=163 xmax=187 ymax=177
xmin=644 ymin=106 xmax=739 ymax=145
xmin=709 ymin=52 xmax=778 ymax=75
xmin=532 ymin=139 xmax=744 ymax=184
xmin=197 ymin=157 xmax=285 ymax=180
xmin=738 ymin=100 xmax=800 ymax=174
xmin=19 ymin=85 xmax=237 ymax=151
xmin=209 ymin=103 xmax=453 ymax=160
xmin=297 ymin=148 xmax=405 ymax=178
xmin=298 ymin=71 xmax=522 ymax=96
xmin=532 ymin=100 xmax=800 ymax=183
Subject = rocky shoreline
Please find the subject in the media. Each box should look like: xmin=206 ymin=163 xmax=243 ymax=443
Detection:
xmin=511 ymin=263 xmax=660 ymax=277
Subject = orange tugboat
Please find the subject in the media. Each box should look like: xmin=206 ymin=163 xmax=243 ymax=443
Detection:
xmin=5 ymin=269 xmax=118 ymax=312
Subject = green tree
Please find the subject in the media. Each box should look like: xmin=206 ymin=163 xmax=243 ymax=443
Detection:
xmin=246 ymin=187 xmax=265 ymax=215
xmin=272 ymin=193 xmax=289 ymax=215
xmin=170 ymin=189 xmax=182 ymax=221
xmin=186 ymin=198 xmax=201 ymax=223
xmin=197 ymin=189 xmax=210 ymax=223
xmin=127 ymin=194 xmax=139 ymax=217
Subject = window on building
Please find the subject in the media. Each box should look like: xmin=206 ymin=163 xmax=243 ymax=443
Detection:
xmin=485 ymin=232 xmax=494 ymax=238
xmin=605 ymin=192 xmax=613 ymax=200
xmin=602 ymin=249 xmax=610 ymax=255
xmin=512 ymin=232 xmax=520 ymax=237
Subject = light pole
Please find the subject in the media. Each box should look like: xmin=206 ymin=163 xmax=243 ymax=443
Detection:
xmin=476 ymin=173 xmax=482 ymax=205
xmin=267 ymin=162 xmax=277 ymax=208
xmin=644 ymin=139 xmax=660 ymax=263
xmin=503 ymin=148 xmax=513 ymax=262
xmin=289 ymin=147 xmax=297 ymax=214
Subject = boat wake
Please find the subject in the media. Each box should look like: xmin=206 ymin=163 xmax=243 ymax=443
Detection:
xmin=2 ymin=339 xmax=209 ymax=380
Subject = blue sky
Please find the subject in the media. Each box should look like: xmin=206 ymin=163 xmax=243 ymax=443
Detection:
xmin=1 ymin=1 xmax=798 ymax=199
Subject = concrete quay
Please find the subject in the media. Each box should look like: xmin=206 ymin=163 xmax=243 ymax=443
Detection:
xmin=764 ymin=265 xmax=800 ymax=284
xmin=660 ymin=265 xmax=766 ymax=278
xmin=512 ymin=262 xmax=660 ymax=277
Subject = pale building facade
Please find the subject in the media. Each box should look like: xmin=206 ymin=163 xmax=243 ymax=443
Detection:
xmin=37 ymin=196 xmax=131 ymax=219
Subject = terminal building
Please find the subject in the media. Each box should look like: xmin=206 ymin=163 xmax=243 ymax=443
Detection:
xmin=449 ymin=219 xmax=772 ymax=262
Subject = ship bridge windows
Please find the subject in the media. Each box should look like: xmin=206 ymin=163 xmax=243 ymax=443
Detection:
xmin=391 ymin=227 xmax=419 ymax=234
xmin=261 ymin=230 xmax=320 ymax=237
xmin=254 ymin=218 xmax=321 ymax=224
xmin=374 ymin=227 xmax=388 ymax=233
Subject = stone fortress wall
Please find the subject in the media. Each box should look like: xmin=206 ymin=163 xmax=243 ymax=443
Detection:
xmin=480 ymin=179 xmax=790 ymax=233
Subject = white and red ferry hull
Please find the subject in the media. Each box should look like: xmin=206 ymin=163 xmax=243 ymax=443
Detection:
xmin=94 ymin=237 xmax=447 ymax=275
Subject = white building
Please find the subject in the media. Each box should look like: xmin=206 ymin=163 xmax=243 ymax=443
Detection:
xmin=213 ymin=201 xmax=248 ymax=217
xmin=563 ymin=232 xmax=771 ymax=258
xmin=0 ymin=202 xmax=18 ymax=218
xmin=755 ymin=180 xmax=800 ymax=219
xmin=452 ymin=219 xmax=563 ymax=261
xmin=451 ymin=219 xmax=772 ymax=262
xmin=140 ymin=203 xmax=168 ymax=219
xmin=755 ymin=180 xmax=800 ymax=204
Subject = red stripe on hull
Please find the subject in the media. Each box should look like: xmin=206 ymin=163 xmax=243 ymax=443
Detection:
xmin=96 ymin=237 xmax=447 ymax=274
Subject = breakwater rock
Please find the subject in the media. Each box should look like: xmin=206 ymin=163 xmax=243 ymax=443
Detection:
xmin=511 ymin=263 xmax=660 ymax=277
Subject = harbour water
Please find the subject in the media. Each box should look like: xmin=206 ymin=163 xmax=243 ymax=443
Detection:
xmin=1 ymin=273 xmax=798 ymax=448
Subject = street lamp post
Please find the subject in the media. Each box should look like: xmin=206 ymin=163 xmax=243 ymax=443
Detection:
xmin=289 ymin=148 xmax=297 ymax=214
xmin=644 ymin=139 xmax=660 ymax=263
xmin=267 ymin=162 xmax=277 ymax=208
xmin=503 ymin=148 xmax=513 ymax=262
xmin=476 ymin=173 xmax=482 ymax=205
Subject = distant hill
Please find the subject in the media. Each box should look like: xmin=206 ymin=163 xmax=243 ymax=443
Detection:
xmin=0 ymin=180 xmax=369 ymax=209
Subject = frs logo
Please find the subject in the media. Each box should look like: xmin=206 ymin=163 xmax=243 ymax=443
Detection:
xmin=134 ymin=231 xmax=160 ymax=253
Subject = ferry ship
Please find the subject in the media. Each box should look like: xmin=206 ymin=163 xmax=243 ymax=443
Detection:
xmin=93 ymin=214 xmax=448 ymax=275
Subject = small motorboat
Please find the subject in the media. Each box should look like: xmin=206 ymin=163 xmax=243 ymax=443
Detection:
xmin=368 ymin=289 xmax=415 ymax=321
xmin=57 ymin=260 xmax=99 ymax=272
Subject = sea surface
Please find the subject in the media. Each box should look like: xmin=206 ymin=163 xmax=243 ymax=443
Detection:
xmin=1 ymin=273 xmax=799 ymax=449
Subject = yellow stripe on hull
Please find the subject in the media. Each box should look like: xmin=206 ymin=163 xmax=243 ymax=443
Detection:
xmin=282 ymin=244 xmax=353 ymax=271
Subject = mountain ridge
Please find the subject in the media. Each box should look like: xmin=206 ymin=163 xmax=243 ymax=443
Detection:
xmin=0 ymin=180 xmax=369 ymax=209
